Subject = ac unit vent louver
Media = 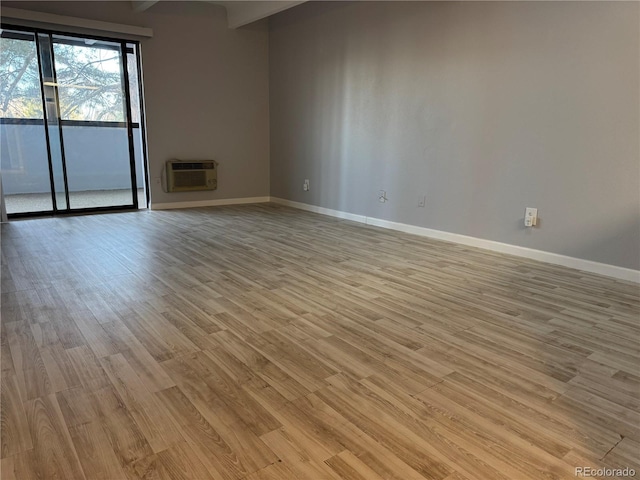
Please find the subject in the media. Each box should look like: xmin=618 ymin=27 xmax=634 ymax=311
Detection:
xmin=166 ymin=160 xmax=217 ymax=192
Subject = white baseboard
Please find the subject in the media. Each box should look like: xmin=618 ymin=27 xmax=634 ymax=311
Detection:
xmin=270 ymin=197 xmax=640 ymax=283
xmin=151 ymin=196 xmax=270 ymax=210
xmin=270 ymin=197 xmax=367 ymax=223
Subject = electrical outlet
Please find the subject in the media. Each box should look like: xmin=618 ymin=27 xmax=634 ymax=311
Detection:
xmin=303 ymin=179 xmax=310 ymax=191
xmin=524 ymin=207 xmax=538 ymax=227
xmin=418 ymin=195 xmax=426 ymax=207
xmin=378 ymin=190 xmax=387 ymax=203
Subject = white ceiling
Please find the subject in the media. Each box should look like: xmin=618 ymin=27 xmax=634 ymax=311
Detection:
xmin=131 ymin=0 xmax=306 ymax=28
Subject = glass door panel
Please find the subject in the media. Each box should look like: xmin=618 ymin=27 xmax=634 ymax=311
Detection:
xmin=52 ymin=35 xmax=135 ymax=209
xmin=0 ymin=30 xmax=54 ymax=214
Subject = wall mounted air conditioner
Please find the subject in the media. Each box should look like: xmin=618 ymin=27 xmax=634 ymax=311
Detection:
xmin=166 ymin=160 xmax=217 ymax=192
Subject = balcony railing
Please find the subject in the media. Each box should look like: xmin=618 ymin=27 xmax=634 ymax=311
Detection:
xmin=1 ymin=119 xmax=146 ymax=213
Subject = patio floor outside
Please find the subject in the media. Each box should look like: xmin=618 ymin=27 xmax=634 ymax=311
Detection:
xmin=4 ymin=188 xmax=146 ymax=214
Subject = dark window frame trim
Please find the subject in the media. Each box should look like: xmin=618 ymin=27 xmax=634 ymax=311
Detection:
xmin=1 ymin=23 xmax=137 ymax=51
xmin=0 ymin=118 xmax=141 ymax=128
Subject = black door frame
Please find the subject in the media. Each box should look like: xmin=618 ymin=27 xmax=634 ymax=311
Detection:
xmin=0 ymin=24 xmax=150 ymax=218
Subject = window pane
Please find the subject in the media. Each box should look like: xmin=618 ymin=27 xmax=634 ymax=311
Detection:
xmin=0 ymin=33 xmax=44 ymax=119
xmin=1 ymin=31 xmax=53 ymax=214
xmin=127 ymin=47 xmax=140 ymax=124
xmin=52 ymin=39 xmax=125 ymax=122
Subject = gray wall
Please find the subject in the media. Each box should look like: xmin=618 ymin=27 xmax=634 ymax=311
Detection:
xmin=269 ymin=1 xmax=640 ymax=270
xmin=5 ymin=1 xmax=270 ymax=205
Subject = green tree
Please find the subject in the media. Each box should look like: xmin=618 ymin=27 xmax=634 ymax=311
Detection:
xmin=0 ymin=37 xmax=43 ymax=118
xmin=1 ymin=36 xmax=127 ymax=121
xmin=53 ymin=42 xmax=125 ymax=121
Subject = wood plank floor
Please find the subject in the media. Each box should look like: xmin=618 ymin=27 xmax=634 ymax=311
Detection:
xmin=1 ymin=203 xmax=638 ymax=480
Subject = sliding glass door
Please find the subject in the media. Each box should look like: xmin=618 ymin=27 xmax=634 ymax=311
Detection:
xmin=0 ymin=30 xmax=55 ymax=214
xmin=0 ymin=26 xmax=148 ymax=217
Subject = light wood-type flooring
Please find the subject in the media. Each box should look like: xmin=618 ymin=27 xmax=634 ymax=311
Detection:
xmin=1 ymin=203 xmax=639 ymax=480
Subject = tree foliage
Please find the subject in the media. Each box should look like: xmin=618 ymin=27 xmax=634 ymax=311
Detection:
xmin=0 ymin=38 xmax=43 ymax=118
xmin=53 ymin=43 xmax=125 ymax=121
xmin=0 ymin=37 xmax=127 ymax=122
